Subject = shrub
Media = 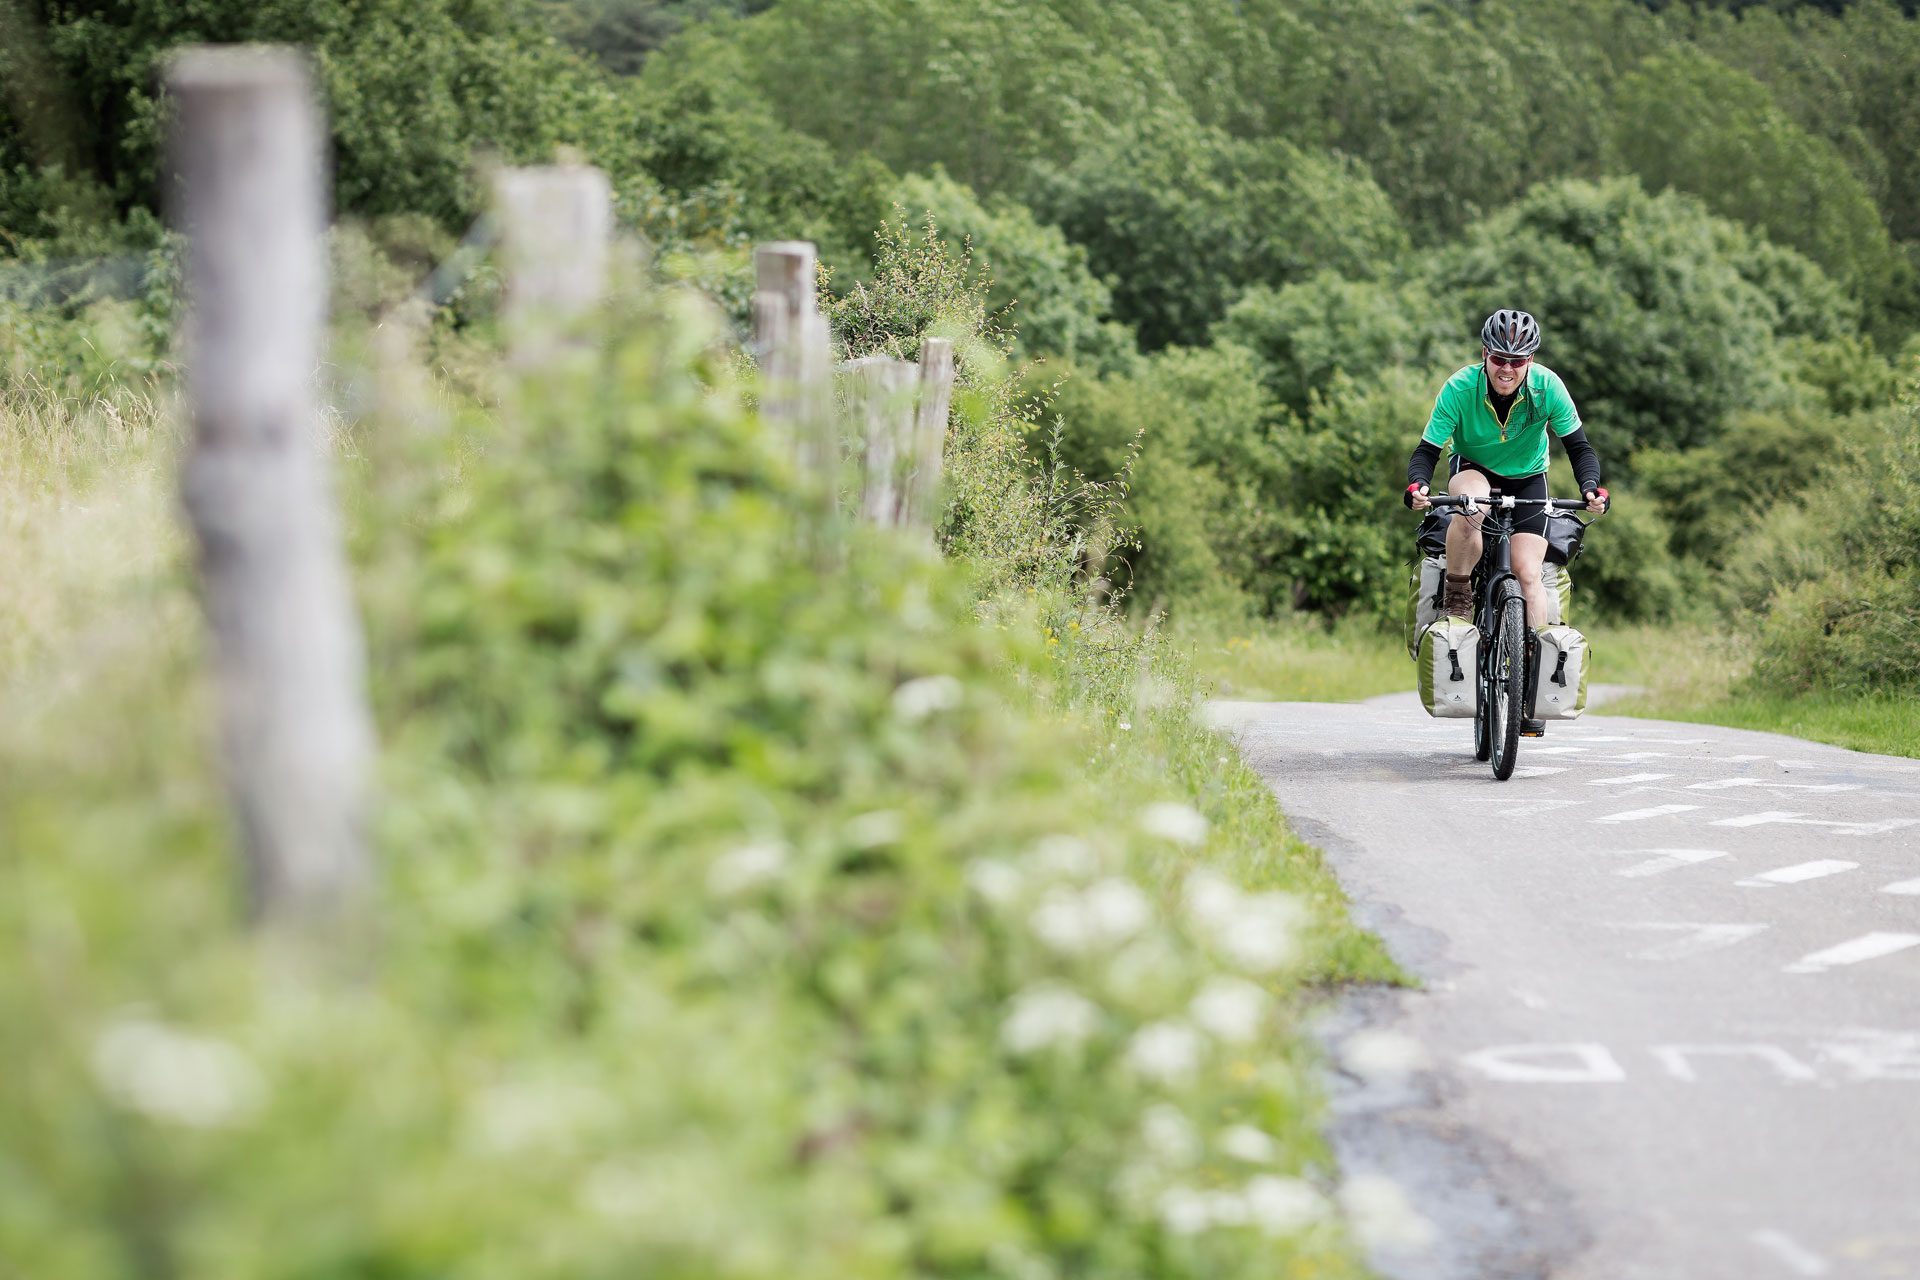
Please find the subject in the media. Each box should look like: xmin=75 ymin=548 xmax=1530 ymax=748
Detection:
xmin=0 ymin=284 xmax=1377 ymax=1280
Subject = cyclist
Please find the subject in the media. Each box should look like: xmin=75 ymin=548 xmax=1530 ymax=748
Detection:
xmin=1404 ymin=309 xmax=1609 ymax=636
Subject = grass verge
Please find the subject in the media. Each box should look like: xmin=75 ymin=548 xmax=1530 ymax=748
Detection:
xmin=1175 ymin=615 xmax=1409 ymax=703
xmin=1589 ymin=622 xmax=1920 ymax=759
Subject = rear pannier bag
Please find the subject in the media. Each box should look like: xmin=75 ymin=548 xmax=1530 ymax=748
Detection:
xmin=1531 ymin=625 xmax=1590 ymax=720
xmin=1405 ymin=555 xmax=1446 ymax=657
xmin=1540 ymin=562 xmax=1572 ymax=626
xmin=1417 ymin=618 xmax=1479 ymax=718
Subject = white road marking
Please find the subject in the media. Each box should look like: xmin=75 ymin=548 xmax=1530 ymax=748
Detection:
xmin=1587 ymin=772 xmax=1675 ymax=786
xmin=1784 ymin=932 xmax=1920 ymax=975
xmin=1711 ymin=810 xmax=1809 ymax=828
xmin=1617 ymin=849 xmax=1728 ymax=878
xmin=1811 ymin=1030 xmax=1920 ymax=1081
xmin=1612 ymin=922 xmax=1769 ymax=960
xmin=1606 ymin=752 xmax=1677 ymax=762
xmin=1687 ymin=778 xmax=1864 ymax=793
xmin=1737 ymin=859 xmax=1859 ymax=888
xmin=1460 ymin=1043 xmax=1626 ymax=1083
xmin=1750 ymin=1228 xmax=1831 ymax=1275
xmin=1651 ymin=1044 xmax=1817 ymax=1083
xmin=1596 ymin=804 xmax=1701 ymax=823
xmin=1882 ymin=877 xmax=1920 ymax=895
xmin=1722 ymin=754 xmax=1769 ymax=763
xmin=1828 ymin=817 xmax=1920 ymax=837
xmin=1523 ymin=745 xmax=1587 ymax=755
xmin=1508 ymin=765 xmax=1570 ymax=778
xmin=1709 ymin=812 xmax=1920 ymax=837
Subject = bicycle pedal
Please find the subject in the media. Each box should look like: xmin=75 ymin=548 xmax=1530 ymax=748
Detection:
xmin=1521 ymin=718 xmax=1546 ymax=738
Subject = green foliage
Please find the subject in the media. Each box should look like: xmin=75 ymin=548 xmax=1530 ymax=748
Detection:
xmin=892 ymin=170 xmax=1135 ymax=370
xmin=1422 ymin=177 xmax=1842 ymax=462
xmin=1610 ymin=47 xmax=1904 ymax=325
xmin=1028 ymin=118 xmax=1408 ymax=349
xmin=0 ymin=290 xmax=1382 ymax=1279
xmin=1047 ymin=344 xmax=1278 ymax=614
xmin=1215 ymin=274 xmax=1455 ymax=419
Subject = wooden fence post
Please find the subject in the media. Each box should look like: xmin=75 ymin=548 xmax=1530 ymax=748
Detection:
xmin=843 ymin=355 xmax=919 ymax=525
xmin=167 ymin=46 xmax=374 ymax=927
xmin=903 ymin=336 xmax=955 ymax=532
xmin=753 ymin=241 xmax=831 ymax=471
xmin=492 ymin=165 xmax=612 ymax=364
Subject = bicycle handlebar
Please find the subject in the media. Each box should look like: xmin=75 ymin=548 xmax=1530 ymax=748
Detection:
xmin=1422 ymin=494 xmax=1590 ymax=512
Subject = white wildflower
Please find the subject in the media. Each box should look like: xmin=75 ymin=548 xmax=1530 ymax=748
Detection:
xmin=1339 ymin=1174 xmax=1438 ymax=1253
xmin=90 ymin=1015 xmax=266 ymax=1129
xmin=1244 ymin=1175 xmax=1332 ymax=1236
xmin=1140 ymin=1103 xmax=1199 ymax=1165
xmin=1341 ymin=1030 xmax=1431 ymax=1084
xmin=1140 ymin=802 xmax=1209 ymax=847
xmin=706 ymin=841 xmax=788 ymax=896
xmin=1031 ymin=834 xmax=1100 ymax=878
xmin=966 ymin=858 xmax=1024 ymax=907
xmin=1001 ymin=984 xmax=1102 ymax=1054
xmin=1082 ymin=877 xmax=1152 ymax=943
xmin=1029 ymin=888 xmax=1097 ymax=954
xmin=1213 ymin=892 xmax=1304 ymax=974
xmin=1189 ymin=976 xmax=1270 ymax=1043
xmin=579 ymin=1160 xmax=652 ymax=1219
xmin=1158 ymin=1186 xmax=1248 ymax=1234
xmin=1157 ymin=1186 xmax=1213 ymax=1236
xmin=844 ymin=810 xmax=903 ymax=849
xmin=1118 ymin=721 xmax=1132 ymax=731
xmin=1182 ymin=868 xmax=1241 ymax=930
xmin=1126 ymin=1020 xmax=1207 ymax=1084
xmin=1219 ymin=1124 xmax=1279 ymax=1164
xmin=468 ymin=1078 xmax=609 ymax=1155
xmin=892 ymin=674 xmax=964 ymax=721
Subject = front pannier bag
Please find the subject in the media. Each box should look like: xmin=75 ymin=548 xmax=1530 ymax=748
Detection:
xmin=1417 ymin=618 xmax=1479 ymax=718
xmin=1531 ymin=625 xmax=1590 ymax=719
xmin=1406 ymin=555 xmax=1446 ymax=657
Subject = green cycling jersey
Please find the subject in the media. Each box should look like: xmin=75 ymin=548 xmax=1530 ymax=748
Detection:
xmin=1420 ymin=362 xmax=1582 ymax=477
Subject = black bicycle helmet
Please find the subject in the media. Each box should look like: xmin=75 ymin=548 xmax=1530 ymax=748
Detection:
xmin=1481 ymin=309 xmax=1541 ymax=357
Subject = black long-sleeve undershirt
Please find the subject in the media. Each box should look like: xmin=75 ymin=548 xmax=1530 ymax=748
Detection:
xmin=1406 ymin=426 xmax=1603 ymax=496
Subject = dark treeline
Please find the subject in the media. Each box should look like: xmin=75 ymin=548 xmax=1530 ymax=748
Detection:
xmin=5 ymin=0 xmax=1917 ymax=695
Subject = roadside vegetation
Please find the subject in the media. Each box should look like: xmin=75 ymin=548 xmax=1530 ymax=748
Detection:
xmin=7 ymin=0 xmax=1920 ymax=1271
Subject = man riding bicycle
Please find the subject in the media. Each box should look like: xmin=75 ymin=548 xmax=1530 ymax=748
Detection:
xmin=1403 ymin=309 xmax=1609 ymax=631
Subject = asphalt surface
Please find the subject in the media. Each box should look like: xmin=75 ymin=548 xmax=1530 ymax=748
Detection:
xmin=1209 ymin=693 xmax=1920 ymax=1280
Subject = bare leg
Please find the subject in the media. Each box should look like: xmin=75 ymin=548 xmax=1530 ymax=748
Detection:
xmin=1512 ymin=532 xmax=1550 ymax=628
xmin=1444 ymin=469 xmax=1490 ymax=580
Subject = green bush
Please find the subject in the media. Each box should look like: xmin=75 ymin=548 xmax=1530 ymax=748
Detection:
xmin=1421 ymin=177 xmax=1848 ymax=464
xmin=0 ymin=284 xmax=1378 ymax=1278
xmin=892 ymin=170 xmax=1136 ymax=371
xmin=1214 ymin=273 xmax=1455 ymax=419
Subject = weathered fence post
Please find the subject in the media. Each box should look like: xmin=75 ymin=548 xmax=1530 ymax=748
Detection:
xmin=752 ymin=241 xmax=832 ymax=471
xmin=492 ymin=165 xmax=612 ymax=364
xmin=903 ymin=336 xmax=955 ymax=531
xmin=843 ymin=355 xmax=919 ymax=525
xmin=167 ymin=46 xmax=373 ymax=927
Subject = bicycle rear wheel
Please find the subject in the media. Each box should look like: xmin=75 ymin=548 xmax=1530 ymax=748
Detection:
xmin=1487 ymin=589 xmax=1525 ymax=780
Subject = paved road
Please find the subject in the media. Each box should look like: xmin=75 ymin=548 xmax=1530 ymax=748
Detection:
xmin=1210 ymin=694 xmax=1920 ymax=1280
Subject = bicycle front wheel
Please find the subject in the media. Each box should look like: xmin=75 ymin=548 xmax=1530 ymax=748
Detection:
xmin=1488 ymin=589 xmax=1525 ymax=781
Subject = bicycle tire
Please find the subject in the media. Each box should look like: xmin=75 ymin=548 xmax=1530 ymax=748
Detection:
xmin=1473 ymin=654 xmax=1492 ymax=762
xmin=1488 ymin=590 xmax=1525 ymax=780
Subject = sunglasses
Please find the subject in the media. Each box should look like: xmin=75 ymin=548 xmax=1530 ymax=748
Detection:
xmin=1485 ymin=351 xmax=1532 ymax=369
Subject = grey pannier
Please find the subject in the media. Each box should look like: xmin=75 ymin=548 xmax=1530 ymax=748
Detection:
xmin=1540 ymin=561 xmax=1572 ymax=626
xmin=1417 ymin=618 xmax=1479 ymax=718
xmin=1531 ymin=625 xmax=1590 ymax=720
xmin=1405 ymin=555 xmax=1446 ymax=657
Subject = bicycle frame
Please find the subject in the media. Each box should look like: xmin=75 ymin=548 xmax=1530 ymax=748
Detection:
xmin=1419 ymin=492 xmax=1590 ymax=778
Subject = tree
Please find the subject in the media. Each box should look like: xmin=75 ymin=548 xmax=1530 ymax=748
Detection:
xmin=1610 ymin=45 xmax=1901 ymax=325
xmin=1421 ymin=177 xmax=1851 ymax=462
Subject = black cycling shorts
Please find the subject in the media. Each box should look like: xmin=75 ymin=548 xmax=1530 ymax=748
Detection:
xmin=1449 ymin=457 xmax=1550 ymax=538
